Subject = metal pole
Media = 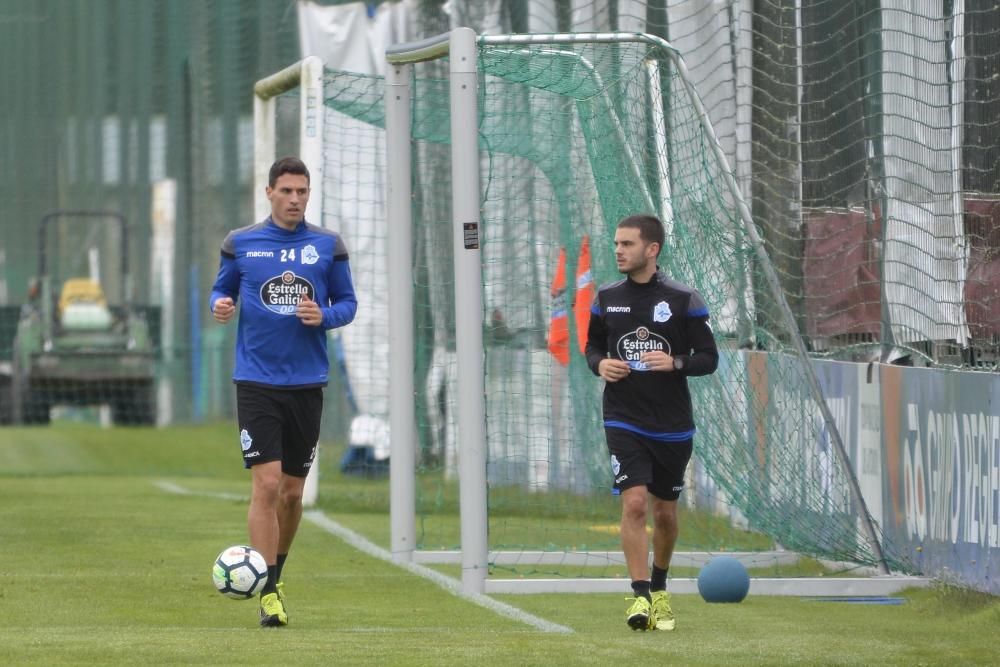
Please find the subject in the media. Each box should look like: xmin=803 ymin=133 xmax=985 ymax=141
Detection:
xmin=299 ymin=55 xmax=324 ymax=508
xmin=253 ymin=56 xmax=325 ymax=223
xmin=450 ymin=27 xmax=489 ymax=595
xmin=253 ymin=56 xmax=327 ymax=505
xmin=299 ymin=55 xmax=325 ymax=227
xmin=386 ymin=61 xmax=417 ymax=564
xmin=252 ymin=92 xmax=275 ymax=223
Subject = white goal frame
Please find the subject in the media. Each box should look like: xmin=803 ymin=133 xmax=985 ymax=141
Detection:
xmin=252 ymin=56 xmax=325 ymax=506
xmin=383 ymin=29 xmax=898 ymax=596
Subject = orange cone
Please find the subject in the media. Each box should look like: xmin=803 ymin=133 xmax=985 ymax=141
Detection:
xmin=573 ymin=235 xmax=594 ymax=355
xmin=547 ymin=247 xmax=570 ymax=365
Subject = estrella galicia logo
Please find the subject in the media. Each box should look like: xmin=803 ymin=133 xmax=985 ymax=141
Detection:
xmin=240 ymin=429 xmax=253 ymax=452
xmin=301 ymin=244 xmax=319 ymax=265
xmin=653 ymin=300 xmax=672 ymax=323
xmin=260 ymin=271 xmax=314 ymax=315
xmin=616 ymin=326 xmax=670 ymax=371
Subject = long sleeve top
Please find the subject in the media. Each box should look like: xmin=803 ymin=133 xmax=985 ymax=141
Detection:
xmin=209 ymin=217 xmax=357 ymax=388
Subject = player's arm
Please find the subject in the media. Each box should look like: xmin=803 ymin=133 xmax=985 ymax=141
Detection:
xmin=671 ymin=292 xmax=719 ymax=377
xmin=584 ymin=293 xmax=630 ymax=382
xmin=209 ymin=233 xmax=239 ymax=324
xmin=320 ymin=237 xmax=358 ymax=330
xmin=296 ymin=252 xmax=357 ymax=328
xmin=584 ymin=294 xmax=607 ymax=375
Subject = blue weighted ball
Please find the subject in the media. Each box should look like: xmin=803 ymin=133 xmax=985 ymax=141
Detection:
xmin=697 ymin=556 xmax=750 ymax=603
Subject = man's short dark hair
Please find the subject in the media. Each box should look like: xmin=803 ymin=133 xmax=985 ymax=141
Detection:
xmin=268 ymin=156 xmax=310 ymax=187
xmin=617 ymin=214 xmax=665 ymax=256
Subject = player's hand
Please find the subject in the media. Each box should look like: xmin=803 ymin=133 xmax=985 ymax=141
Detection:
xmin=296 ymin=294 xmax=323 ymax=327
xmin=639 ymin=350 xmax=673 ymax=371
xmin=598 ymin=358 xmax=630 ymax=382
xmin=212 ymin=297 xmax=236 ymax=323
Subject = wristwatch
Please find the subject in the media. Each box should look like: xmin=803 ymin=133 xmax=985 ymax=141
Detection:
xmin=673 ymin=355 xmax=685 ymax=371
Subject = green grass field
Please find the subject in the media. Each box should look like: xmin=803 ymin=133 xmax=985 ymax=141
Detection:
xmin=1 ymin=423 xmax=997 ymax=665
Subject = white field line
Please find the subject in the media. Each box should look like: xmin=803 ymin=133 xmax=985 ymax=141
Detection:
xmin=304 ymin=510 xmax=573 ymax=634
xmin=155 ymin=480 xmax=573 ymax=635
xmin=153 ymin=480 xmax=247 ymax=502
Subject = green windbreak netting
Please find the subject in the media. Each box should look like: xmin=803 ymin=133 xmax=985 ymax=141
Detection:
xmin=2 ymin=0 xmax=996 ymax=584
xmin=0 ymin=0 xmax=301 ymax=426
xmin=319 ymin=38 xmax=913 ymax=577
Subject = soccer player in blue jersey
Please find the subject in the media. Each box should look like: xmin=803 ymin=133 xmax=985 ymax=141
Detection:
xmin=209 ymin=157 xmax=357 ymax=627
xmin=585 ymin=214 xmax=719 ymax=631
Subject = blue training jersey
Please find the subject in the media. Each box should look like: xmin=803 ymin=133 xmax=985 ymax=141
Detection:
xmin=209 ymin=217 xmax=357 ymax=388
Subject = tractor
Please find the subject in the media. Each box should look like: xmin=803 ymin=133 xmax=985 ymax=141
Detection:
xmin=5 ymin=211 xmax=156 ymax=425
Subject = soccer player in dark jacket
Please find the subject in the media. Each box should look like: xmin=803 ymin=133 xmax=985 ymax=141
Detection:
xmin=585 ymin=213 xmax=718 ymax=631
xmin=209 ymin=157 xmax=357 ymax=627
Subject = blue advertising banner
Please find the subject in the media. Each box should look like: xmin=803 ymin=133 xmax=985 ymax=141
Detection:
xmin=880 ymin=365 xmax=1000 ymax=593
xmin=693 ymin=351 xmax=999 ymax=593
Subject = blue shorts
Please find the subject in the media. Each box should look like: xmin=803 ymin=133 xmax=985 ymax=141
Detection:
xmin=605 ymin=427 xmax=693 ymax=500
xmin=235 ymin=383 xmax=322 ymax=477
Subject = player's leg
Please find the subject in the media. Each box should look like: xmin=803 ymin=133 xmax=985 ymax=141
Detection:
xmin=607 ymin=428 xmax=655 ymax=630
xmin=277 ymin=473 xmax=306 ymax=561
xmin=249 ymin=460 xmax=289 ymax=627
xmin=276 ymin=470 xmax=306 ymax=594
xmin=647 ymin=437 xmax=693 ymax=631
xmin=236 ymin=384 xmax=291 ymax=626
xmin=621 ymin=485 xmax=651 ymax=582
xmin=248 ymin=460 xmax=283 ymax=565
xmin=651 ymin=497 xmax=679 ymax=572
xmin=621 ymin=484 xmax=655 ymax=630
xmin=273 ymin=471 xmax=306 ymax=611
xmin=237 ymin=384 xmax=285 ymax=566
xmin=649 ymin=497 xmax=679 ymax=631
xmin=271 ymin=387 xmax=322 ymax=607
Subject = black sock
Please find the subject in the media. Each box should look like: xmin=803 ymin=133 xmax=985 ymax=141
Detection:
xmin=276 ymin=553 xmax=288 ymax=583
xmin=631 ymin=579 xmax=651 ymax=601
xmin=651 ymin=565 xmax=668 ymax=592
xmin=261 ymin=565 xmax=278 ymax=595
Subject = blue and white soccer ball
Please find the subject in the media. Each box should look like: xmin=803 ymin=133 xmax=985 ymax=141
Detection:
xmin=212 ymin=545 xmax=268 ymax=599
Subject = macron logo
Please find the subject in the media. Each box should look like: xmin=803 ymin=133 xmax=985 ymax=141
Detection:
xmin=606 ymin=306 xmax=631 ymax=313
xmin=246 ymin=250 xmax=274 ymax=258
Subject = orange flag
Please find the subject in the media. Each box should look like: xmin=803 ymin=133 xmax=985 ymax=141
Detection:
xmin=573 ymin=235 xmax=594 ymax=355
xmin=547 ymin=247 xmax=570 ymax=366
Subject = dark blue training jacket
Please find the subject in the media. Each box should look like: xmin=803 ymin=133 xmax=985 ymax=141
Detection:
xmin=585 ymin=270 xmax=718 ymax=440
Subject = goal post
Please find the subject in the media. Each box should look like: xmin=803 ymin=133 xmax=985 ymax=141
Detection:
xmin=253 ymin=55 xmax=325 ymax=223
xmin=387 ymin=28 xmax=489 ymax=592
xmin=252 ymin=56 xmax=325 ymax=506
xmin=383 ymin=29 xmax=893 ymax=595
xmin=384 ymin=60 xmax=417 ymax=564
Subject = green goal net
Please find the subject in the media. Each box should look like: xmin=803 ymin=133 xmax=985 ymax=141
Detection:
xmin=313 ymin=34 xmax=914 ymax=581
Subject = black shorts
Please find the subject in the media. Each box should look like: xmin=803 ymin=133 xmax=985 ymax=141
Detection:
xmin=606 ymin=427 xmax=693 ymax=501
xmin=235 ymin=383 xmax=323 ymax=477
